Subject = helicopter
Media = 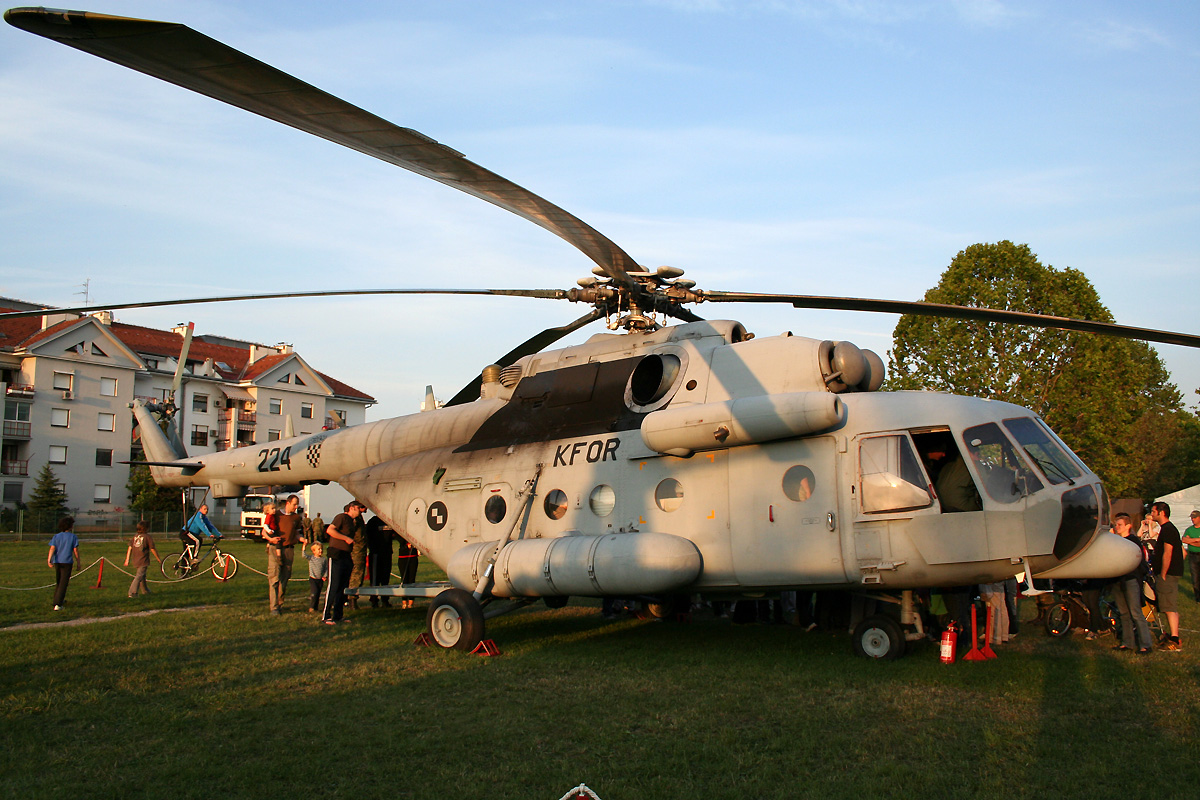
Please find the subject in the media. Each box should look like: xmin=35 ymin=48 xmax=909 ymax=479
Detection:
xmin=6 ymin=8 xmax=1200 ymax=658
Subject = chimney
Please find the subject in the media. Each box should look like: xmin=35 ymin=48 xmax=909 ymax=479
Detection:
xmin=275 ymin=342 xmax=293 ymax=354
xmin=92 ymin=310 xmax=114 ymax=326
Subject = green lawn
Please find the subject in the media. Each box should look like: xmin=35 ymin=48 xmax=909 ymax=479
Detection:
xmin=2 ymin=538 xmax=1198 ymax=800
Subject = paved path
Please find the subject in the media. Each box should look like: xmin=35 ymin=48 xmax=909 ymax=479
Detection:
xmin=1 ymin=605 xmax=211 ymax=632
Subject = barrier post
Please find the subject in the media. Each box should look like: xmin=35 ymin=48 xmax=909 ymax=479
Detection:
xmin=92 ymin=557 xmax=105 ymax=589
xmin=981 ymin=603 xmax=997 ymax=659
xmin=962 ymin=603 xmax=987 ymax=661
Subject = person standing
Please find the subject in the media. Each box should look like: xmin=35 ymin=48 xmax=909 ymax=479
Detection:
xmin=365 ymin=515 xmax=401 ymax=608
xmin=1110 ymin=513 xmax=1154 ymax=653
xmin=304 ymin=542 xmax=329 ymax=613
xmin=321 ymin=501 xmax=365 ymax=625
xmin=396 ymin=536 xmax=420 ymax=609
xmin=265 ymin=494 xmax=305 ymax=615
xmin=123 ymin=521 xmax=161 ymax=597
xmin=1182 ymin=510 xmax=1200 ymax=604
xmin=1149 ymin=502 xmax=1184 ymax=650
xmin=347 ymin=507 xmax=367 ymax=610
xmin=47 ymin=516 xmax=79 ymax=611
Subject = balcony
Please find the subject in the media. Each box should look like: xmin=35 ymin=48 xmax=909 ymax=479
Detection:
xmin=219 ymin=409 xmax=256 ymax=429
xmin=2 ymin=420 xmax=31 ymax=439
xmin=5 ymin=385 xmax=34 ymax=398
xmin=2 ymin=459 xmax=28 ymax=476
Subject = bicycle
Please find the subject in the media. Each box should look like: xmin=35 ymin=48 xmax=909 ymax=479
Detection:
xmin=161 ymin=535 xmax=239 ymax=581
xmin=1044 ymin=590 xmax=1118 ymax=637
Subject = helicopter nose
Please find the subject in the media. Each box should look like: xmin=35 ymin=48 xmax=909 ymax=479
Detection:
xmin=1034 ymin=530 xmax=1143 ymax=579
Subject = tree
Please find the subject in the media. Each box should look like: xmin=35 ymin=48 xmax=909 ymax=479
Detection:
xmin=886 ymin=241 xmax=1186 ymax=498
xmin=27 ymin=464 xmax=70 ymax=533
xmin=126 ymin=465 xmax=183 ymax=518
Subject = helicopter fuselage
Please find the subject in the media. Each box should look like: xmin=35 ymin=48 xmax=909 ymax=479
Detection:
xmin=135 ymin=319 xmax=1138 ymax=597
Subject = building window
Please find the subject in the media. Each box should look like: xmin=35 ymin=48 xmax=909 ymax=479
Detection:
xmin=96 ymin=448 xmax=114 ymax=467
xmin=4 ymin=402 xmax=30 ymax=422
xmin=300 ymin=402 xmax=314 ymax=419
xmin=3 ymin=483 xmax=21 ymax=504
xmin=144 ymin=357 xmax=159 ymax=370
xmin=52 ymin=371 xmax=73 ymax=391
xmin=191 ymin=425 xmax=209 ymax=447
xmin=49 ymin=445 xmax=67 ymax=464
xmin=267 ymin=429 xmax=281 ymax=442
xmin=97 ymin=413 xmax=116 ymax=432
xmin=269 ymin=398 xmax=282 ymax=415
xmin=100 ymin=377 xmax=118 ymax=396
xmin=51 ymin=408 xmax=70 ymax=428
xmin=94 ymin=484 xmax=112 ymax=503
xmin=192 ymin=393 xmax=209 ymax=413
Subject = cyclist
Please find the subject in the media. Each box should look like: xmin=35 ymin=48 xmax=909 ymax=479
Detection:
xmin=183 ymin=503 xmax=221 ymax=561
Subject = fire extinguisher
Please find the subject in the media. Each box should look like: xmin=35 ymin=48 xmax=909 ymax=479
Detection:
xmin=940 ymin=622 xmax=959 ymax=664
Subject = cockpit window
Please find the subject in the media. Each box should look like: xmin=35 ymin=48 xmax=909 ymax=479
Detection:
xmin=962 ymin=422 xmax=1044 ymax=504
xmin=859 ymin=434 xmax=933 ymax=514
xmin=1002 ymin=417 xmax=1082 ymax=486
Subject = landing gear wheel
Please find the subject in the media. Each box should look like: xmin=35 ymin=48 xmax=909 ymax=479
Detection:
xmin=543 ymin=595 xmax=569 ymax=609
xmin=1044 ymin=602 xmax=1072 ymax=637
xmin=852 ymin=615 xmax=906 ymax=660
xmin=426 ymin=588 xmax=485 ymax=651
xmin=647 ymin=595 xmax=686 ymax=619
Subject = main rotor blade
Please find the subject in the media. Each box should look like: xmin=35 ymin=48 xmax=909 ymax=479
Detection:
xmin=445 ymin=309 xmax=605 ymax=407
xmin=4 ymin=7 xmax=640 ymax=289
xmin=0 ymin=288 xmax=568 ymax=321
xmin=702 ymin=291 xmax=1200 ymax=349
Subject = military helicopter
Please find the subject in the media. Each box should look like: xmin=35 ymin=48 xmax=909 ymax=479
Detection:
xmin=7 ymin=7 xmax=1200 ymax=658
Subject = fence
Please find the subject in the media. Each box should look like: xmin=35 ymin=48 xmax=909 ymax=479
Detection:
xmin=0 ymin=507 xmax=245 ymax=541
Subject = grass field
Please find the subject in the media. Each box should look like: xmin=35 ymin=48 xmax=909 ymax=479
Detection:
xmin=2 ymin=537 xmax=1199 ymax=800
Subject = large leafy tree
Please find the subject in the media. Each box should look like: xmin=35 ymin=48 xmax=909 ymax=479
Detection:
xmin=28 ymin=463 xmax=70 ymax=533
xmin=126 ymin=465 xmax=183 ymax=517
xmin=886 ymin=241 xmax=1190 ymax=498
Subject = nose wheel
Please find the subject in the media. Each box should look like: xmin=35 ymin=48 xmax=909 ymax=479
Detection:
xmin=852 ymin=615 xmax=906 ymax=660
xmin=426 ymin=588 xmax=486 ymax=651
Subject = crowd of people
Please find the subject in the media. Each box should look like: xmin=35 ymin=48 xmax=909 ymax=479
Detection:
xmin=44 ymin=497 xmax=1198 ymax=657
xmin=44 ymin=497 xmax=422 ymax=622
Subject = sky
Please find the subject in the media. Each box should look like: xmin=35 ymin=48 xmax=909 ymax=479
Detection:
xmin=1 ymin=0 xmax=1197 ymax=423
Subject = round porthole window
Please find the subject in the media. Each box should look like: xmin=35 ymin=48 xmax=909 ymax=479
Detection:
xmin=484 ymin=494 xmax=507 ymax=524
xmin=625 ymin=352 xmax=685 ymax=413
xmin=589 ymin=485 xmax=616 ymax=517
xmin=655 ymin=478 xmax=684 ymax=512
xmin=544 ymin=489 xmax=568 ymax=520
xmin=782 ymin=465 xmax=816 ymax=502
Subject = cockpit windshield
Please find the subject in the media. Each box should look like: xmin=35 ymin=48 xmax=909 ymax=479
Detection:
xmin=1002 ymin=417 xmax=1084 ymax=485
xmin=961 ymin=422 xmax=1044 ymax=503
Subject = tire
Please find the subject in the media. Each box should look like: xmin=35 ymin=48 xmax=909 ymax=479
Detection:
xmin=646 ymin=595 xmax=686 ymax=619
xmin=852 ymin=614 xmax=906 ymax=660
xmin=1044 ymin=602 xmax=1072 ymax=637
xmin=426 ymin=589 xmax=486 ymax=651
xmin=211 ymin=553 xmax=238 ymax=581
xmin=161 ymin=552 xmax=192 ymax=580
xmin=1102 ymin=600 xmax=1119 ymax=635
xmin=543 ymin=595 xmax=569 ymax=609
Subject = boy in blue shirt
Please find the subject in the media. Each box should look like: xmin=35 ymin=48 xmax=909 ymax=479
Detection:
xmin=47 ymin=516 xmax=79 ymax=611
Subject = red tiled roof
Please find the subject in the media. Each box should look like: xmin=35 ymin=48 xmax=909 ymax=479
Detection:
xmin=318 ymin=370 xmax=374 ymax=402
xmin=0 ymin=309 xmax=374 ymax=403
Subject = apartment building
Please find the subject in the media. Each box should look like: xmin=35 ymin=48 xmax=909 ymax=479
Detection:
xmin=0 ymin=299 xmax=374 ymax=514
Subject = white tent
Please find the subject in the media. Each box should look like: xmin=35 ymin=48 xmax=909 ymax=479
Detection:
xmin=1156 ymin=484 xmax=1200 ymax=517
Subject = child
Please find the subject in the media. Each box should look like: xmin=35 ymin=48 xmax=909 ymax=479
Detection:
xmin=304 ymin=542 xmax=329 ymax=613
xmin=123 ymin=521 xmax=161 ymax=597
xmin=47 ymin=516 xmax=79 ymax=611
